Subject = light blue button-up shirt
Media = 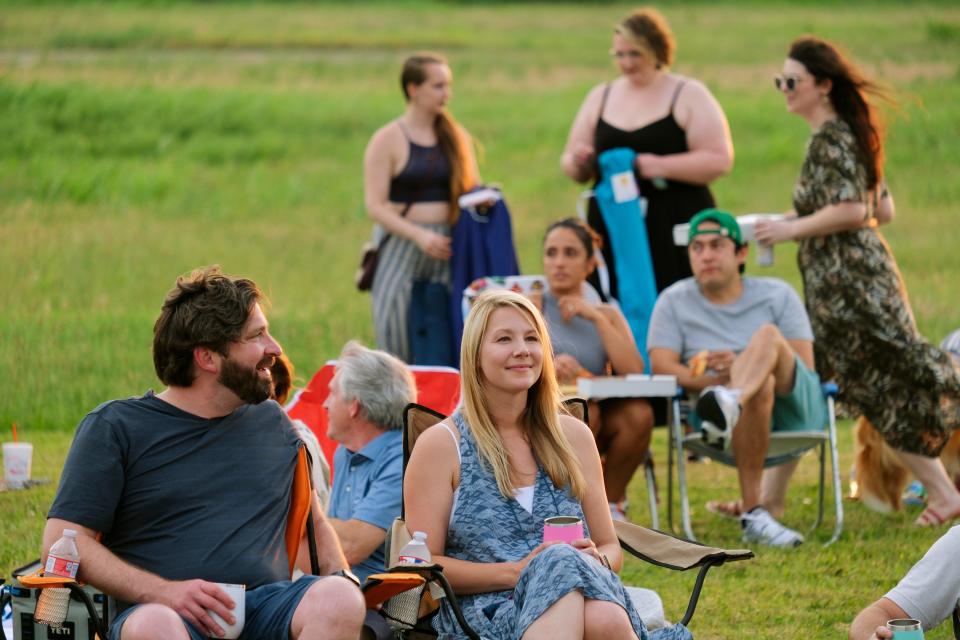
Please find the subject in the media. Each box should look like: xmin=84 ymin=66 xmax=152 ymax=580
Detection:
xmin=328 ymin=429 xmax=403 ymax=582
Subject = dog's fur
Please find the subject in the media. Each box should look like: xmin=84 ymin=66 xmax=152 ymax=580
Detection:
xmin=852 ymin=416 xmax=960 ymax=512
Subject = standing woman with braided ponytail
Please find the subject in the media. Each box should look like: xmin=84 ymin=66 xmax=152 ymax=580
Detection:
xmin=364 ymin=52 xmax=480 ymax=363
xmin=755 ymin=36 xmax=960 ymax=527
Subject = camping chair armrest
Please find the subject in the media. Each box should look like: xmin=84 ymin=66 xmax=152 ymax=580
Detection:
xmin=615 ymin=521 xmax=753 ymax=627
xmin=615 ymin=521 xmax=753 ymax=571
xmin=377 ymin=564 xmax=482 ymax=640
xmin=361 ymin=572 xmax=427 ymax=609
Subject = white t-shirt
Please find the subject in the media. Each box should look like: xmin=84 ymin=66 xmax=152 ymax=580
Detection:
xmin=886 ymin=525 xmax=960 ymax=629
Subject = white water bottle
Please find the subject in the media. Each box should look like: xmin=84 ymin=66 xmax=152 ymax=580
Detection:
xmin=397 ymin=531 xmax=431 ymax=565
xmin=45 ymin=529 xmax=81 ymax=579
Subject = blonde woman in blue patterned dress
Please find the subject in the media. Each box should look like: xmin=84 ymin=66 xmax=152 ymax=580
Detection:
xmin=756 ymin=36 xmax=960 ymax=527
xmin=404 ymin=290 xmax=689 ymax=639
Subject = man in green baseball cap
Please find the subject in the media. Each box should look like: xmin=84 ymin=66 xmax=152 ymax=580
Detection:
xmin=647 ymin=207 xmax=828 ymax=548
xmin=687 ymin=208 xmax=743 ymax=246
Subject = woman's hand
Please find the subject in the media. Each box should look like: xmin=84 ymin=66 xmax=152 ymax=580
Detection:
xmin=570 ymin=538 xmax=608 ymax=569
xmin=415 ymin=228 xmax=452 ymax=260
xmin=635 ymin=153 xmax=662 ymax=179
xmin=513 ymin=541 xmax=562 ymax=580
xmin=555 ymin=295 xmax=601 ymax=323
xmin=554 ymin=354 xmax=582 ymax=384
xmin=754 ymin=218 xmax=794 ymax=246
xmin=571 ymin=143 xmax=596 ymax=170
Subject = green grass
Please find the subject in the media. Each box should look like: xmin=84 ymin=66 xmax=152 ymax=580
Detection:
xmin=1 ymin=2 xmax=959 ymax=637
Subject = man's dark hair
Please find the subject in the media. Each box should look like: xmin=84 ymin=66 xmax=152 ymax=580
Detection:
xmin=153 ymin=266 xmax=263 ymax=387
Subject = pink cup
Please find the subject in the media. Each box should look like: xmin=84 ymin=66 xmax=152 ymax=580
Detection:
xmin=543 ymin=516 xmax=584 ymax=544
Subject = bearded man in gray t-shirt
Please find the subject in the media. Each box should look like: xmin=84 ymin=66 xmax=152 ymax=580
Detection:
xmin=648 ymin=209 xmax=828 ymax=549
xmin=44 ymin=266 xmax=365 ymax=640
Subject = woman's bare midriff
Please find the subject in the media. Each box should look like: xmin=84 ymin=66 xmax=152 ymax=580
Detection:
xmin=391 ymin=200 xmax=451 ymax=225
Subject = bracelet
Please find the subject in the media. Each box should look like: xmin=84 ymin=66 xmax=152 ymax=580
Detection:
xmin=599 ymin=553 xmax=612 ymax=571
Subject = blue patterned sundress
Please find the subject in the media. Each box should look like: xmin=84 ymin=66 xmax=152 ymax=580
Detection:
xmin=434 ymin=411 xmax=691 ymax=640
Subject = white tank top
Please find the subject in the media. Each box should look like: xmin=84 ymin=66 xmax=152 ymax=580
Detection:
xmin=439 ymin=423 xmax=535 ymax=524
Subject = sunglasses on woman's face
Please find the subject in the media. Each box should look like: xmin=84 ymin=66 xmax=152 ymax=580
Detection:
xmin=774 ymin=74 xmax=802 ymax=91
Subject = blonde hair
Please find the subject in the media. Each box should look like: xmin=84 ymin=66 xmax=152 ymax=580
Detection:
xmin=401 ymin=52 xmax=478 ymax=215
xmin=460 ymin=290 xmax=587 ymax=500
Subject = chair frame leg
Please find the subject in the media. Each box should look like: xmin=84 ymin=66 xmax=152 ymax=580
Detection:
xmin=668 ymin=396 xmax=697 ymax=542
xmin=66 ymin=583 xmax=109 ymax=640
xmin=645 ymin=453 xmax=660 ymax=531
xmin=428 ymin=569 xmax=482 ymax=640
xmin=812 ymin=441 xmax=825 ymax=532
xmin=679 ymin=560 xmax=722 ymax=627
xmin=824 ymin=394 xmax=843 ymax=546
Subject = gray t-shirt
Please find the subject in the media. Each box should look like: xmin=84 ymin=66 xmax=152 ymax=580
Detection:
xmin=543 ymin=289 xmax=609 ymax=376
xmin=48 ymin=391 xmax=301 ymax=599
xmin=647 ymin=276 xmax=813 ymax=362
xmin=886 ymin=525 xmax=960 ymax=630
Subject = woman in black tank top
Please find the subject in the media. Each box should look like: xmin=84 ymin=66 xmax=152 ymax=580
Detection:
xmin=561 ymin=8 xmax=733 ymax=299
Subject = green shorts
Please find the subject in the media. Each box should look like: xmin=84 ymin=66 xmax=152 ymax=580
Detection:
xmin=691 ymin=355 xmax=828 ymax=433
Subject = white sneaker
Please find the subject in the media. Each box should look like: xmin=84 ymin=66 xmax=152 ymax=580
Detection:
xmin=740 ymin=507 xmax=804 ymax=547
xmin=696 ymin=386 xmax=741 ymax=450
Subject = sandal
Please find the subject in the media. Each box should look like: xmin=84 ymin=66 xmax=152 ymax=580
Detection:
xmin=705 ymin=499 xmax=743 ymax=520
xmin=915 ymin=505 xmax=960 ymax=527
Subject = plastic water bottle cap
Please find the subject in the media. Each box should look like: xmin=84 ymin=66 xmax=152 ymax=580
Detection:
xmin=413 ymin=531 xmax=427 ymax=541
xmin=63 ymin=529 xmax=77 ymax=538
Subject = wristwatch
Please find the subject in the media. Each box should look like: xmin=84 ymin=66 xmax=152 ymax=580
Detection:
xmin=332 ymin=568 xmax=361 ymax=589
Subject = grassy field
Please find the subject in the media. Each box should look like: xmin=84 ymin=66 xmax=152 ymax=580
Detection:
xmin=1 ymin=2 xmax=959 ymax=637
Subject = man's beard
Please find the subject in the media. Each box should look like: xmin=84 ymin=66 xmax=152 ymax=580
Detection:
xmin=219 ymin=356 xmax=273 ymax=404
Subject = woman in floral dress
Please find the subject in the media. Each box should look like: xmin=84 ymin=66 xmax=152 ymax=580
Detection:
xmin=756 ymin=36 xmax=960 ymax=526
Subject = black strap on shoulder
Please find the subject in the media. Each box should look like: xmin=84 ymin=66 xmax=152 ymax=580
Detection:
xmin=952 ymin=604 xmax=959 ymax=639
xmin=670 ymin=79 xmax=687 ymax=112
xmin=597 ymin=82 xmax=612 ymax=125
xmin=396 ymin=118 xmax=411 ymax=141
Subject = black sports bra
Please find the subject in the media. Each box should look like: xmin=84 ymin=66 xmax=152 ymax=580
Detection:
xmin=388 ymin=122 xmax=452 ymax=203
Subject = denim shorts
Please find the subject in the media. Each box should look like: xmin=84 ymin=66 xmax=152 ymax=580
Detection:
xmin=109 ymin=576 xmax=322 ymax=640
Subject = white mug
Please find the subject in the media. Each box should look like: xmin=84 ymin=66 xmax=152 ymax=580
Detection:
xmin=207 ymin=582 xmax=245 ymax=639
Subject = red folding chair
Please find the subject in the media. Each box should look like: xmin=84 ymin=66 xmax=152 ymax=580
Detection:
xmin=285 ymin=361 xmax=461 ymax=478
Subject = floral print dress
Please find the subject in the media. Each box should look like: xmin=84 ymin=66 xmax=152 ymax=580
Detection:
xmin=793 ymin=119 xmax=960 ymax=456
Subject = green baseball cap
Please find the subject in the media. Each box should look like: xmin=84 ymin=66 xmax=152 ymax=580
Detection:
xmin=688 ymin=208 xmax=742 ymax=245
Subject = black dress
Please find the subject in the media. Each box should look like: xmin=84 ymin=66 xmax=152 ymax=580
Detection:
xmin=588 ymin=80 xmax=715 ymax=299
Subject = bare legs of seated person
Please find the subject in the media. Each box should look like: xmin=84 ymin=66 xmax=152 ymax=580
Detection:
xmin=587 ymin=398 xmax=654 ymax=521
xmin=119 ymin=576 xmax=365 ymax=640
xmin=698 ymin=324 xmax=806 ymax=547
xmin=522 ymin=591 xmax=640 ymax=640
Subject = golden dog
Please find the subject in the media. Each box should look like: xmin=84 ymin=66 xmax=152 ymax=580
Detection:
xmin=852 ymin=416 xmax=960 ymax=512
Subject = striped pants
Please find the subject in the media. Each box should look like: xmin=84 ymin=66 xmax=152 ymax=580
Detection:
xmin=371 ymin=222 xmax=450 ymax=363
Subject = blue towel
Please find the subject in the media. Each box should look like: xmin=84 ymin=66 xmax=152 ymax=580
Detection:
xmin=408 ymin=280 xmax=456 ymax=367
xmin=594 ymin=148 xmax=658 ymax=368
xmin=450 ymin=191 xmax=520 ymax=361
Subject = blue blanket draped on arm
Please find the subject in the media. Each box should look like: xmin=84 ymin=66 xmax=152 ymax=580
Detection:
xmin=450 ymin=192 xmax=520 ymax=362
xmin=594 ymin=147 xmax=658 ymax=368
